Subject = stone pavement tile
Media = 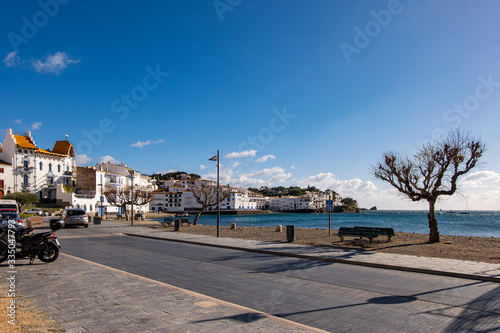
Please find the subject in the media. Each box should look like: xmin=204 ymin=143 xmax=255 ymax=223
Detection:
xmin=66 ymin=327 xmax=90 ymax=333
xmin=14 ymin=254 xmax=315 ymax=333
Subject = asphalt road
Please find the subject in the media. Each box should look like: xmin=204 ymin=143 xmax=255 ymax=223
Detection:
xmin=60 ymin=234 xmax=500 ymax=332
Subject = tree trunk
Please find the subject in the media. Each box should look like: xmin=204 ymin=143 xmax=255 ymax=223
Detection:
xmin=427 ymin=199 xmax=440 ymax=243
xmin=193 ymin=210 xmax=203 ymax=225
xmin=122 ymin=204 xmax=129 ymax=221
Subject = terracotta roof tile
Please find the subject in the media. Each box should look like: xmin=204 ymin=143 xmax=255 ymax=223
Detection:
xmin=52 ymin=140 xmax=75 ymax=157
xmin=14 ymin=135 xmax=38 ymax=149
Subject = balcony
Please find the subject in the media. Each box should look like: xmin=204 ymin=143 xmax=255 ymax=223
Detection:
xmin=19 ymin=167 xmax=34 ymax=173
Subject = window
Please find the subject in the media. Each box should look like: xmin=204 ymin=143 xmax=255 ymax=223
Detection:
xmin=0 ymin=168 xmax=3 ymax=173
xmin=58 ymin=164 xmax=61 ymax=172
xmin=48 ymin=163 xmax=52 ymax=172
xmin=39 ymin=162 xmax=43 ymax=171
xmin=47 ymin=177 xmax=54 ymax=185
xmin=23 ymin=160 xmax=29 ymax=168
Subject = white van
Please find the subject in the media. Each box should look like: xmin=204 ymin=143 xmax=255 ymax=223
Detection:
xmin=0 ymin=199 xmax=19 ymax=213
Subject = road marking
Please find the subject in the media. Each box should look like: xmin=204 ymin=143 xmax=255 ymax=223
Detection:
xmin=61 ymin=253 xmax=330 ymax=333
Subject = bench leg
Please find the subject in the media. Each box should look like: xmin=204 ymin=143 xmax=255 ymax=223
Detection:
xmin=388 ymin=236 xmax=392 ymax=242
xmin=369 ymin=238 xmax=373 ymax=245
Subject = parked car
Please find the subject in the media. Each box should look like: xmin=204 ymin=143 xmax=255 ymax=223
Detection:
xmin=0 ymin=212 xmax=25 ymax=228
xmin=62 ymin=208 xmax=88 ymax=228
xmin=24 ymin=208 xmax=43 ymax=216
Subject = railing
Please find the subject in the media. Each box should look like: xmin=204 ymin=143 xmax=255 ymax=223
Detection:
xmin=74 ymin=190 xmax=97 ymax=198
xmin=18 ymin=167 xmax=34 ymax=173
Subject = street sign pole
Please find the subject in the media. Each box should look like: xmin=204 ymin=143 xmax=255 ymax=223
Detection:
xmin=326 ymin=200 xmax=333 ymax=236
xmin=329 ymin=211 xmax=331 ymax=236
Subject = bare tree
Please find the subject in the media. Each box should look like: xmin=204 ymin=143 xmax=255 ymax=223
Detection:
xmin=372 ymin=129 xmax=485 ymax=243
xmin=103 ymin=185 xmax=152 ymax=221
xmin=189 ymin=184 xmax=228 ymax=225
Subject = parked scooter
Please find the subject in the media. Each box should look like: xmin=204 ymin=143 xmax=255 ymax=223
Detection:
xmin=0 ymin=219 xmax=63 ymax=264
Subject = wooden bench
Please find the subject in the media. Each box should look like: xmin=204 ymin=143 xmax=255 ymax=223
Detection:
xmin=354 ymin=226 xmax=395 ymax=242
xmin=336 ymin=227 xmax=379 ymax=244
xmin=159 ymin=218 xmax=173 ymax=227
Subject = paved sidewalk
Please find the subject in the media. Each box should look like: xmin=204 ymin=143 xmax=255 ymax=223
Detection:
xmin=14 ymin=255 xmax=322 ymax=333
xmin=9 ymin=220 xmax=500 ymax=332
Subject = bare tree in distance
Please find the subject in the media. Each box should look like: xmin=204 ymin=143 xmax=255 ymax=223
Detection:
xmin=103 ymin=185 xmax=152 ymax=222
xmin=189 ymin=184 xmax=228 ymax=225
xmin=372 ymin=129 xmax=485 ymax=243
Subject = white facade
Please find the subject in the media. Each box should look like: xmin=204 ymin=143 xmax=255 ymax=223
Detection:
xmin=151 ymin=180 xmax=264 ymax=212
xmin=0 ymin=129 xmax=76 ymax=203
xmin=0 ymin=159 xmax=13 ymax=199
xmin=73 ymin=162 xmax=155 ymax=215
xmin=268 ymin=192 xmax=340 ymax=212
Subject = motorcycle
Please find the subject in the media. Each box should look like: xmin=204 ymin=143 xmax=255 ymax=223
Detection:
xmin=0 ymin=219 xmax=63 ymax=265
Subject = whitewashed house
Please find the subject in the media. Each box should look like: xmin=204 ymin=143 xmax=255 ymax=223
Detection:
xmin=0 ymin=129 xmax=76 ymax=204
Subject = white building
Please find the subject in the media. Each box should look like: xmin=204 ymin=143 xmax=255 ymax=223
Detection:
xmin=0 ymin=129 xmax=76 ymax=203
xmin=151 ymin=179 xmax=264 ymax=212
xmin=0 ymin=129 xmax=155 ymax=214
xmin=0 ymin=159 xmax=13 ymax=199
xmin=73 ymin=162 xmax=155 ymax=215
xmin=268 ymin=191 xmax=340 ymax=212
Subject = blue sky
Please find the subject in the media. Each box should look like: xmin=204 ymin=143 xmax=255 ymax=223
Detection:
xmin=1 ymin=0 xmax=499 ymax=210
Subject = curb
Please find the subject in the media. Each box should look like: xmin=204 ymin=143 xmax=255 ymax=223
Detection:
xmin=61 ymin=253 xmax=330 ymax=333
xmin=124 ymin=232 xmax=500 ymax=283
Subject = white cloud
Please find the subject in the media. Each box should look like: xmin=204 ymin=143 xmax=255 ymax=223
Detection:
xmin=255 ymin=154 xmax=276 ymax=163
xmin=3 ymin=51 xmax=22 ymax=67
xmin=202 ymin=166 xmax=291 ymax=189
xmin=250 ymin=166 xmax=287 ymax=177
xmin=232 ymin=161 xmax=241 ymax=168
xmin=75 ymin=154 xmax=92 ymax=166
xmin=130 ymin=139 xmax=164 ymax=148
xmin=156 ymin=169 xmax=177 ymax=175
xmin=225 ymin=150 xmax=257 ymax=158
xmin=290 ymin=163 xmax=296 ymax=170
xmin=200 ymin=164 xmax=207 ymax=170
xmin=14 ymin=119 xmax=22 ymax=124
xmin=31 ymin=121 xmax=42 ymax=130
xmin=295 ymin=172 xmax=378 ymax=199
xmin=99 ymin=155 xmax=119 ymax=164
xmin=31 ymin=52 xmax=80 ymax=75
xmin=460 ymin=170 xmax=500 ymax=188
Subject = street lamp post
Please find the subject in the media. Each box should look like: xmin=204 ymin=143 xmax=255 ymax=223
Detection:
xmin=209 ymin=151 xmax=220 ymax=237
xmin=97 ymin=183 xmax=103 ymax=218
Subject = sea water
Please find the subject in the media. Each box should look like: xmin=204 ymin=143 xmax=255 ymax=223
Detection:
xmin=166 ymin=211 xmax=500 ymax=238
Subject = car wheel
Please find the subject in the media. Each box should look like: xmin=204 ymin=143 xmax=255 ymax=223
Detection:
xmin=84 ymin=224 xmax=89 ymax=228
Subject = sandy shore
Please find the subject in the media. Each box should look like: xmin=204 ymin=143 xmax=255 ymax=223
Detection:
xmin=122 ymin=219 xmax=500 ymax=264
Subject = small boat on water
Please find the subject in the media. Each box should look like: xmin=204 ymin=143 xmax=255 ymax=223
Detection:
xmin=459 ymin=202 xmax=470 ymax=215
xmin=446 ymin=210 xmax=456 ymax=213
xmin=175 ymin=212 xmax=189 ymax=217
